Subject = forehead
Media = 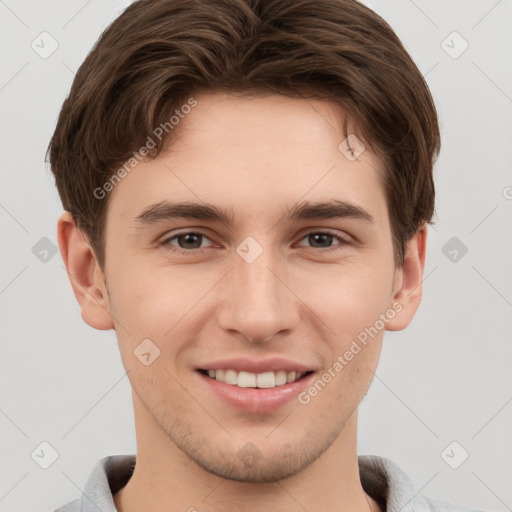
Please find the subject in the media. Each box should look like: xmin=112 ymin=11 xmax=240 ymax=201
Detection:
xmin=171 ymin=91 xmax=370 ymax=161
xmin=106 ymin=92 xmax=389 ymax=228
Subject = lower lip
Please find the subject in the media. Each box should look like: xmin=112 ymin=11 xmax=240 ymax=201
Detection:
xmin=197 ymin=371 xmax=315 ymax=414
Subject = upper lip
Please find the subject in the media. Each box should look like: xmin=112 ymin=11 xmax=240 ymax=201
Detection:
xmin=198 ymin=357 xmax=314 ymax=374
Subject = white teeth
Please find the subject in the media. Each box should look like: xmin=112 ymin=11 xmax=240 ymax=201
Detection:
xmin=238 ymin=371 xmax=256 ymax=388
xmin=224 ymin=369 xmax=238 ymax=385
xmin=275 ymin=370 xmax=287 ymax=386
xmin=205 ymin=369 xmax=307 ymax=388
xmin=256 ymin=371 xmax=275 ymax=388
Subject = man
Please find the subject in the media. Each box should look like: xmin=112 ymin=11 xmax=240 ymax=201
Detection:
xmin=49 ymin=0 xmax=480 ymax=510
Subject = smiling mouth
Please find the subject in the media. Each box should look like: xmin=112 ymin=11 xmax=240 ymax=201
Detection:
xmin=198 ymin=369 xmax=314 ymax=389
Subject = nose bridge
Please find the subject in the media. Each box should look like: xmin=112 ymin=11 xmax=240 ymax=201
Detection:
xmin=218 ymin=238 xmax=299 ymax=343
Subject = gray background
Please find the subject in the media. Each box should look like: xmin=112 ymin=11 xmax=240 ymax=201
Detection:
xmin=1 ymin=0 xmax=511 ymax=510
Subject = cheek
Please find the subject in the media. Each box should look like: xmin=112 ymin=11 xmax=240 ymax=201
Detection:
xmin=293 ymin=261 xmax=392 ymax=396
xmin=295 ymin=259 xmax=395 ymax=339
xmin=107 ymin=263 xmax=215 ymax=361
xmin=109 ymin=257 xmax=189 ymax=324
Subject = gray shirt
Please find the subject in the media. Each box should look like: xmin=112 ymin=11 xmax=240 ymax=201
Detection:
xmin=53 ymin=454 xmax=483 ymax=511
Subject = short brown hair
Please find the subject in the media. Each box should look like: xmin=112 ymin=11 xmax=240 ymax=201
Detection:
xmin=48 ymin=0 xmax=440 ymax=268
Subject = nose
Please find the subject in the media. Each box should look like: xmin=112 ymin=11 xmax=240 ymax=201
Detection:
xmin=216 ymin=244 xmax=300 ymax=344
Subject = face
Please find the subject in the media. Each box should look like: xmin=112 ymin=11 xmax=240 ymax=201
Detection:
xmin=99 ymin=92 xmax=404 ymax=482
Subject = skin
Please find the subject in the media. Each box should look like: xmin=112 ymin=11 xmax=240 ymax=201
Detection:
xmin=58 ymin=92 xmax=427 ymax=512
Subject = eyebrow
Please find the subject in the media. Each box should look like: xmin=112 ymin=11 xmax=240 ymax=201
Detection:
xmin=134 ymin=199 xmax=374 ymax=226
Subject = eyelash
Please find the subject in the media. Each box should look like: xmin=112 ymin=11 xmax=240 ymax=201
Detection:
xmin=160 ymin=230 xmax=351 ymax=255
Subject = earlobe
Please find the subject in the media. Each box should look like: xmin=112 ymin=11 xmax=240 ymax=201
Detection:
xmin=57 ymin=211 xmax=114 ymax=330
xmin=386 ymin=225 xmax=428 ymax=331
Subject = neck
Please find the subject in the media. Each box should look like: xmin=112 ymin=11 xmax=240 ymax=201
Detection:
xmin=114 ymin=395 xmax=380 ymax=512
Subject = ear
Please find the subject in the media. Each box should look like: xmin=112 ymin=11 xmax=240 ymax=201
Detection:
xmin=386 ymin=224 xmax=428 ymax=331
xmin=57 ymin=211 xmax=114 ymax=330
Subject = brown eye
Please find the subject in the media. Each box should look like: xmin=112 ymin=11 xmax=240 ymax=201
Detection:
xmin=162 ymin=231 xmax=214 ymax=252
xmin=308 ymin=233 xmax=335 ymax=248
xmin=175 ymin=233 xmax=204 ymax=249
xmin=297 ymin=231 xmax=348 ymax=250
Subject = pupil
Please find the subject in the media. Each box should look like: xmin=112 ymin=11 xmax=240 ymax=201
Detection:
xmin=310 ymin=233 xmax=332 ymax=247
xmin=180 ymin=233 xmax=201 ymax=249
